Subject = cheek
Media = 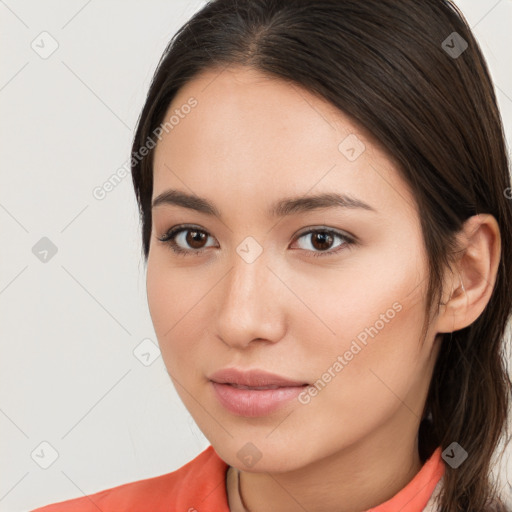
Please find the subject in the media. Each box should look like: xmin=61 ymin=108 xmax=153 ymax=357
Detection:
xmin=145 ymin=255 xmax=216 ymax=375
xmin=288 ymin=271 xmax=428 ymax=454
xmin=297 ymin=241 xmax=428 ymax=394
xmin=146 ymin=258 xmax=174 ymax=336
xmin=297 ymin=234 xmax=426 ymax=349
xmin=146 ymin=257 xmax=187 ymax=362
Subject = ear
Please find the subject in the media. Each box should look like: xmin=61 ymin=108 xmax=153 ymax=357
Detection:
xmin=435 ymin=214 xmax=501 ymax=334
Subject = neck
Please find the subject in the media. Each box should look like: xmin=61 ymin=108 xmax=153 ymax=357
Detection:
xmin=237 ymin=409 xmax=423 ymax=512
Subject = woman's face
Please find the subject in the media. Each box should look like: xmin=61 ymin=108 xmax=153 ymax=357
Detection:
xmin=147 ymin=66 xmax=442 ymax=472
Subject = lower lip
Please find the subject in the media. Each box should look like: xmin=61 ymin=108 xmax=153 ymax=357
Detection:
xmin=210 ymin=381 xmax=307 ymax=417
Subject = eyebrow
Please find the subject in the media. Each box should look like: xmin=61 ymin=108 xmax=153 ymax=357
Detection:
xmin=151 ymin=189 xmax=377 ymax=218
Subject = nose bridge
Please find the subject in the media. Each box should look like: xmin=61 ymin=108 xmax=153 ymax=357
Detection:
xmin=214 ymin=238 xmax=286 ymax=346
xmin=223 ymin=239 xmax=274 ymax=315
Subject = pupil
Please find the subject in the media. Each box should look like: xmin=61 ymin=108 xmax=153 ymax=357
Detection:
xmin=314 ymin=232 xmax=332 ymax=250
xmin=187 ymin=230 xmax=206 ymax=249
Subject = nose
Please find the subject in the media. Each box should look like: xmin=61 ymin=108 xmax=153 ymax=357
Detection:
xmin=213 ymin=246 xmax=288 ymax=350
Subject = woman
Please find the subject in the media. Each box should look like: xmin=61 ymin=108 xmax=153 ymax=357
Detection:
xmin=32 ymin=0 xmax=512 ymax=510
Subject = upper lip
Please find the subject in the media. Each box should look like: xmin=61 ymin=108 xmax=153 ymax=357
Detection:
xmin=209 ymin=368 xmax=308 ymax=387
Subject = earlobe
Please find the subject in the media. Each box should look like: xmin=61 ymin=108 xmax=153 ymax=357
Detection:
xmin=435 ymin=214 xmax=501 ymax=334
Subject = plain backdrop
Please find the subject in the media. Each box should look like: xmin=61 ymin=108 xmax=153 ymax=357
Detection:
xmin=1 ymin=1 xmax=511 ymax=511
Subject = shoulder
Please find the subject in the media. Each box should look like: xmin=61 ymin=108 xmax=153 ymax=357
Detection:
xmin=422 ymin=477 xmax=512 ymax=512
xmin=30 ymin=445 xmax=230 ymax=512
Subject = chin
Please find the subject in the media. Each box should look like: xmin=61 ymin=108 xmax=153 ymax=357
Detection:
xmin=212 ymin=436 xmax=312 ymax=474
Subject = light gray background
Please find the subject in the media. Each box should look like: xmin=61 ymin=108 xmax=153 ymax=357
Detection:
xmin=1 ymin=1 xmax=511 ymax=511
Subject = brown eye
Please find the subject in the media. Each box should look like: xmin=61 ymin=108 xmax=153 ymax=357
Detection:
xmin=185 ymin=229 xmax=208 ymax=249
xmin=310 ymin=232 xmax=334 ymax=251
xmin=293 ymin=228 xmax=355 ymax=258
xmin=158 ymin=225 xmax=355 ymax=258
xmin=157 ymin=225 xmax=216 ymax=256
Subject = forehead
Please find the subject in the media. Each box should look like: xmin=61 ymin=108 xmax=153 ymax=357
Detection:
xmin=151 ymin=66 xmax=417 ymax=220
xmin=162 ymin=65 xmax=390 ymax=152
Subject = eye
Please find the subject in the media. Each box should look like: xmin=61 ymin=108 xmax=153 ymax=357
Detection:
xmin=291 ymin=228 xmax=355 ymax=258
xmin=157 ymin=225 xmax=355 ymax=258
xmin=157 ymin=224 xmax=216 ymax=256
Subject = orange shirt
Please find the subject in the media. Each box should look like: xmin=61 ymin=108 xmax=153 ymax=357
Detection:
xmin=31 ymin=445 xmax=445 ymax=512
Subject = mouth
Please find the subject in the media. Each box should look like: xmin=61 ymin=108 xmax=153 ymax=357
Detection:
xmin=207 ymin=367 xmax=310 ymax=416
xmin=208 ymin=367 xmax=309 ymax=388
xmin=224 ymin=383 xmax=308 ymax=390
xmin=209 ymin=380 xmax=310 ymax=417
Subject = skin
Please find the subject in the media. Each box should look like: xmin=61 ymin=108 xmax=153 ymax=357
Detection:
xmin=146 ymin=66 xmax=501 ymax=512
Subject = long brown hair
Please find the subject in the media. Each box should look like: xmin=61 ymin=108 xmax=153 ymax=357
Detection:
xmin=130 ymin=1 xmax=512 ymax=510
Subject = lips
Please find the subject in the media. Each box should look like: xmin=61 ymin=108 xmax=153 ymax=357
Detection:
xmin=208 ymin=367 xmax=308 ymax=388
xmin=229 ymin=384 xmax=283 ymax=390
xmin=210 ymin=382 xmax=308 ymax=417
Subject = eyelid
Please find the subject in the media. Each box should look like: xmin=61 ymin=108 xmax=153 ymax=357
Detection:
xmin=157 ymin=224 xmax=218 ymax=255
xmin=157 ymin=224 xmax=356 ymax=257
xmin=291 ymin=227 xmax=356 ymax=258
xmin=294 ymin=225 xmax=356 ymax=242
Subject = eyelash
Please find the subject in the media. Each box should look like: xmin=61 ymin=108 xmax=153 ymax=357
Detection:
xmin=157 ymin=224 xmax=356 ymax=258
